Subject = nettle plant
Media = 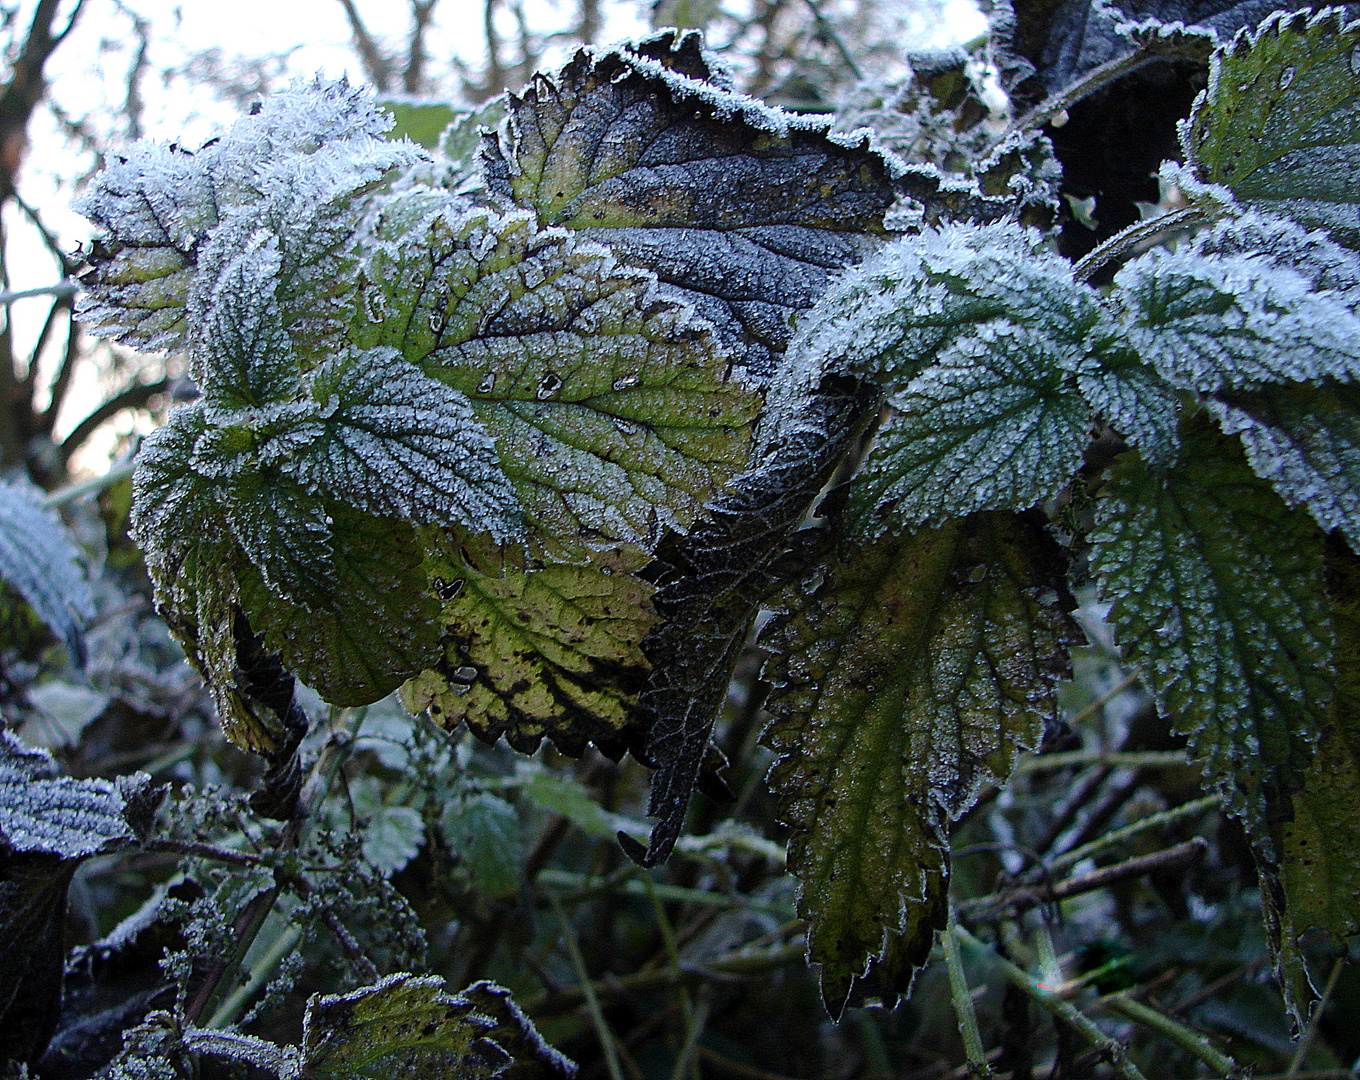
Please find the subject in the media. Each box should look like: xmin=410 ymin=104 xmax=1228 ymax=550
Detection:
xmin=77 ymin=11 xmax=1360 ymax=1029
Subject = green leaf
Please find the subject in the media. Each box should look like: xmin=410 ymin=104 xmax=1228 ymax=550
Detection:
xmin=1185 ymin=7 xmax=1360 ymax=247
xmin=763 ymin=512 xmax=1075 ymax=1015
xmin=379 ymin=99 xmax=459 ymax=149
xmin=440 ymin=792 xmax=524 ymax=898
xmin=1112 ymin=245 xmax=1360 ymax=391
xmin=360 ymin=804 xmax=426 ymax=878
xmin=222 ymin=471 xmax=336 ymax=608
xmin=1209 ymin=383 xmax=1360 ymax=549
xmin=238 ymin=507 xmax=441 ymax=708
xmin=1079 ymin=336 xmax=1183 ymax=466
xmin=299 ymin=974 xmax=506 ymax=1078
xmin=851 ymin=322 xmax=1094 ymax=533
xmin=284 ymin=347 xmax=521 ymax=543
xmin=1090 ymin=426 xmax=1334 ymax=835
xmin=355 ymin=204 xmax=755 ymax=551
xmin=400 ymin=535 xmax=655 ymax=755
xmin=483 ymin=30 xmax=901 ymax=377
xmin=0 ymin=480 xmax=95 ymax=667
xmin=781 ymin=222 xmax=1100 ymax=399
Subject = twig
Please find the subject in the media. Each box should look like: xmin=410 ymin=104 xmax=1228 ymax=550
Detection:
xmin=1013 ymin=749 xmax=1187 ymax=775
xmin=1100 ymin=993 xmax=1235 ymax=1077
xmin=0 ymin=281 xmax=76 ymax=305
xmin=944 ymin=907 xmax=992 ymax=1077
xmin=550 ymin=891 xmax=626 ymax=1080
xmin=1050 ymin=796 xmax=1219 ymax=874
xmin=1073 ymin=207 xmax=1207 ymax=282
xmin=953 ymin=924 xmax=1150 ymax=1080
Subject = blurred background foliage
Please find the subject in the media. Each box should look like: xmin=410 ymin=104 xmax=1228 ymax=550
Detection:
xmin=0 ymin=1 xmax=1357 ymax=1077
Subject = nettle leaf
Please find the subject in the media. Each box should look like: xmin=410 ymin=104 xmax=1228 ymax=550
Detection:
xmin=299 ymin=974 xmax=506 ymax=1078
xmin=781 ymin=222 xmax=1101 ymax=399
xmin=356 ymin=203 xmax=755 ymax=552
xmin=1266 ymin=543 xmax=1360 ymax=1024
xmin=627 ymin=379 xmax=880 ymax=866
xmin=1079 ymin=335 xmax=1184 ymax=466
xmin=440 ymin=792 xmax=524 ymax=899
xmin=764 ymin=512 xmax=1075 ymax=1015
xmin=0 ymin=480 xmax=95 ymax=666
xmin=1112 ymin=244 xmax=1360 ymax=391
xmin=0 ymin=731 xmax=161 ymax=1065
xmin=482 ymin=30 xmax=899 ymax=377
xmin=238 ymin=507 xmax=440 ymax=708
xmin=1090 ymin=426 xmax=1333 ymax=838
xmin=851 ymin=322 xmax=1094 ymax=533
xmin=1210 ymin=383 xmax=1360 ymax=549
xmin=1185 ymin=7 xmax=1360 ymax=248
xmin=400 ymin=535 xmax=655 ymax=755
xmin=282 ymin=347 xmax=521 ymax=543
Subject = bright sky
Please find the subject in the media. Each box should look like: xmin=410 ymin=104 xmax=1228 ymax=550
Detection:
xmin=8 ymin=0 xmax=985 ymax=466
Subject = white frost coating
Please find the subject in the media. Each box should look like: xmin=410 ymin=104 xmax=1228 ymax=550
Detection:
xmin=1210 ymin=389 xmax=1360 ymax=548
xmin=777 ymin=221 xmax=1100 ymax=415
xmin=1193 ymin=210 xmax=1360 ymax=307
xmin=858 ymin=321 xmax=1094 ymax=528
xmin=1114 ymin=245 xmax=1360 ymax=390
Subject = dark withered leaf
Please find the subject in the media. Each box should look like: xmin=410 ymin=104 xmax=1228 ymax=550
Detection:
xmin=482 ymin=30 xmax=900 ymax=378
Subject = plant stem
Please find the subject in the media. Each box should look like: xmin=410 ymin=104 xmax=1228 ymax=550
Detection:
xmin=550 ymin=891 xmax=626 ymax=1080
xmin=1013 ymin=749 xmax=1188 ymax=774
xmin=952 ymin=924 xmax=1150 ymax=1080
xmin=1051 ymin=796 xmax=1220 ymax=873
xmin=42 ymin=456 xmax=136 ymax=509
xmin=1072 ymin=207 xmax=1206 ymax=282
xmin=206 ymin=922 xmax=305 ymax=1030
xmin=1288 ymin=958 xmax=1345 ymax=1075
xmin=1100 ymin=993 xmax=1235 ymax=1076
xmin=943 ymin=907 xmax=992 ymax=1077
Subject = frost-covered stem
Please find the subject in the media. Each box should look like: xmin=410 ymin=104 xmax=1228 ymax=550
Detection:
xmin=1049 ymin=796 xmax=1219 ymax=873
xmin=182 ymin=882 xmax=283 ymax=1026
xmin=1072 ymin=207 xmax=1206 ymax=282
xmin=549 ymin=891 xmax=626 ymax=1080
xmin=0 ymin=281 xmax=76 ymax=306
xmin=1287 ymin=959 xmax=1344 ymax=1074
xmin=952 ymin=924 xmax=1150 ymax=1080
xmin=289 ymin=705 xmax=366 ymax=842
xmin=141 ymin=837 xmax=267 ymax=869
xmin=1100 ymin=993 xmax=1235 ymax=1076
xmin=41 ymin=457 xmax=136 ymax=509
xmin=207 ymin=922 xmax=305 ymax=1030
xmin=944 ymin=908 xmax=992 ymax=1077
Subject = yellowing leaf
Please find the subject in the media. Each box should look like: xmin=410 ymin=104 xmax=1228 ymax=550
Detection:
xmin=764 ymin=511 xmax=1075 ymax=1014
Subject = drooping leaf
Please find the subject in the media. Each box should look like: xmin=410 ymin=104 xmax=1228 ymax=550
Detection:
xmin=0 ymin=732 xmax=162 ymax=1066
xmin=355 ymin=203 xmax=756 ymax=552
xmin=0 ymin=480 xmax=96 ymax=667
xmin=458 ymin=981 xmax=577 ymax=1080
xmin=763 ymin=512 xmax=1075 ymax=1015
xmin=1264 ymin=541 xmax=1360 ymax=1025
xmin=482 ymin=29 xmax=900 ymax=377
xmin=1210 ymin=383 xmax=1360 ymax=549
xmin=400 ymin=535 xmax=655 ymax=755
xmin=850 ymin=322 xmax=1095 ymax=533
xmin=1185 ymin=7 xmax=1360 ymax=248
xmin=1112 ymin=243 xmax=1360 ymax=391
xmin=780 ymin=222 xmax=1101 ymax=401
xmin=1090 ymin=426 xmax=1333 ymax=841
xmin=625 ymin=379 xmax=880 ymax=866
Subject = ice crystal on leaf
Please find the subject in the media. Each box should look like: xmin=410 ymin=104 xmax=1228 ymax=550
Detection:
xmin=1113 ymin=244 xmax=1360 ymax=391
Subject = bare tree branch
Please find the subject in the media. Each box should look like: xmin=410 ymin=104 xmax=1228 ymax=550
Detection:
xmin=336 ymin=0 xmax=393 ymax=90
xmin=402 ymin=0 xmax=440 ymax=93
xmin=59 ymin=375 xmax=172 ymax=464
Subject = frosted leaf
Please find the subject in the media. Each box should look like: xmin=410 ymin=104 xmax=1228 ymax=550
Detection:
xmin=129 ymin=402 xmax=219 ymax=561
xmin=1080 ymin=332 xmax=1183 ymax=465
xmin=0 ymin=730 xmax=158 ymax=860
xmin=401 ymin=535 xmax=654 ymax=756
xmin=764 ymin=512 xmax=1075 ymax=1014
xmin=239 ymin=507 xmax=440 ymax=708
xmin=1209 ymin=384 xmax=1360 ymax=548
xmin=190 ymin=230 xmax=300 ymax=405
xmin=1192 ymin=211 xmax=1360 ymax=306
xmin=1185 ymin=7 xmax=1360 ymax=248
xmin=356 ymin=202 xmax=755 ymax=551
xmin=482 ymin=29 xmax=900 ymax=377
xmin=222 ymin=473 xmax=335 ymax=608
xmin=1090 ymin=428 xmax=1333 ymax=834
xmin=781 ymin=222 xmax=1101 ymax=402
xmin=280 ymin=347 xmax=521 ymax=544
xmin=1113 ymin=245 xmax=1360 ymax=391
xmin=850 ymin=322 xmax=1094 ymax=532
xmin=0 ymin=480 xmax=95 ymax=667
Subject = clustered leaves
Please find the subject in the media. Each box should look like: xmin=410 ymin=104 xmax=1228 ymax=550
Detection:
xmin=71 ymin=5 xmax=1360 ymax=1046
